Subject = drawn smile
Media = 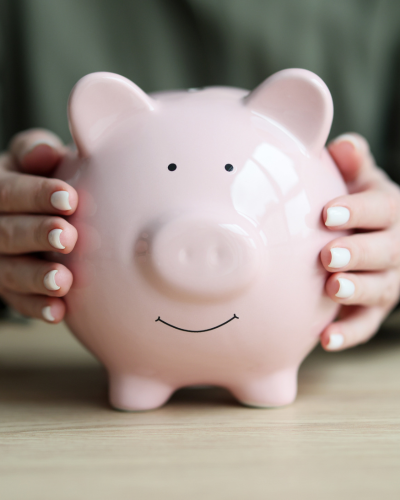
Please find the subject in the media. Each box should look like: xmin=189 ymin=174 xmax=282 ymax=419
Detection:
xmin=155 ymin=314 xmax=239 ymax=333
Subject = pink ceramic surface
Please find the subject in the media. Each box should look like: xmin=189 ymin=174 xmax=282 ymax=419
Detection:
xmin=54 ymin=69 xmax=347 ymax=410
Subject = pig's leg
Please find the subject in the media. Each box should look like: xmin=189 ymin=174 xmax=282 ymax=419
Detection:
xmin=108 ymin=374 xmax=174 ymax=411
xmin=229 ymin=367 xmax=298 ymax=408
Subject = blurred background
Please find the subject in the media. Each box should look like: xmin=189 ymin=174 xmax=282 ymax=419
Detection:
xmin=1 ymin=0 xmax=400 ymax=182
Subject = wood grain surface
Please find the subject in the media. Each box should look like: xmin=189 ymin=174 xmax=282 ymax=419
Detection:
xmin=0 ymin=316 xmax=400 ymax=500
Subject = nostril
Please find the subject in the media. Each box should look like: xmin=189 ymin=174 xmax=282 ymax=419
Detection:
xmin=135 ymin=240 xmax=149 ymax=254
xmin=179 ymin=247 xmax=191 ymax=265
xmin=207 ymin=245 xmax=227 ymax=267
xmin=207 ymin=246 xmax=219 ymax=267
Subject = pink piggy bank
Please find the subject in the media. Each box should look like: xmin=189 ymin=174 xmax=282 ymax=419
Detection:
xmin=55 ymin=69 xmax=346 ymax=411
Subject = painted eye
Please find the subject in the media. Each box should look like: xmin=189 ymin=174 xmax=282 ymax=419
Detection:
xmin=168 ymin=163 xmax=177 ymax=171
xmin=225 ymin=164 xmax=234 ymax=172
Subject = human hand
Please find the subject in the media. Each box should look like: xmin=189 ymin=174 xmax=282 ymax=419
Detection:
xmin=0 ymin=129 xmax=78 ymax=323
xmin=320 ymin=133 xmax=400 ymax=351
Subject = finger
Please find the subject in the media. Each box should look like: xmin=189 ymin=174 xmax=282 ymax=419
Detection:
xmin=328 ymin=133 xmax=372 ymax=183
xmin=0 ymin=163 xmax=78 ymax=215
xmin=0 ymin=290 xmax=65 ymax=323
xmin=9 ymin=128 xmax=66 ymax=174
xmin=323 ymin=188 xmax=400 ymax=230
xmin=0 ymin=257 xmax=73 ymax=297
xmin=320 ymin=229 xmax=400 ymax=272
xmin=328 ymin=132 xmax=383 ymax=187
xmin=325 ymin=270 xmax=400 ymax=308
xmin=0 ymin=215 xmax=78 ymax=254
xmin=320 ymin=305 xmax=385 ymax=351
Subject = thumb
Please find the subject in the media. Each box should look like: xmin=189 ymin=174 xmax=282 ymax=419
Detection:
xmin=9 ymin=128 xmax=66 ymax=175
xmin=328 ymin=133 xmax=371 ymax=183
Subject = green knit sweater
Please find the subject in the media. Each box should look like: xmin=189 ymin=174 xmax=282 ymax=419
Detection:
xmin=1 ymin=0 xmax=400 ymax=181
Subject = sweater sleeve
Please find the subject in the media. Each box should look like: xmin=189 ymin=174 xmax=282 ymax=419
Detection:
xmin=0 ymin=0 xmax=33 ymax=150
xmin=383 ymin=42 xmax=400 ymax=186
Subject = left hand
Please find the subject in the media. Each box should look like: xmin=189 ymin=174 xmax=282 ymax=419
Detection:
xmin=320 ymin=133 xmax=400 ymax=351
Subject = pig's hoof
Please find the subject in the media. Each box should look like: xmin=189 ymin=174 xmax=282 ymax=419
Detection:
xmin=230 ymin=368 xmax=298 ymax=408
xmin=108 ymin=374 xmax=173 ymax=411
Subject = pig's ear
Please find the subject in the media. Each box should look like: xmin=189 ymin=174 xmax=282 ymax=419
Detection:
xmin=68 ymin=72 xmax=156 ymax=157
xmin=244 ymin=69 xmax=333 ymax=153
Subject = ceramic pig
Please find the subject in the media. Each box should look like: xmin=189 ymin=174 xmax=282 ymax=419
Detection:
xmin=54 ymin=69 xmax=347 ymax=410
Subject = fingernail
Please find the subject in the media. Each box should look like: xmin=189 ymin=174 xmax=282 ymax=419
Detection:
xmin=51 ymin=191 xmax=71 ymax=211
xmin=332 ymin=134 xmax=361 ymax=151
xmin=329 ymin=248 xmax=351 ymax=268
xmin=48 ymin=228 xmax=65 ymax=249
xmin=44 ymin=270 xmax=60 ymax=291
xmin=326 ymin=333 xmax=344 ymax=350
xmin=325 ymin=207 xmax=350 ymax=227
xmin=42 ymin=305 xmax=55 ymax=322
xmin=24 ymin=139 xmax=58 ymax=156
xmin=335 ymin=278 xmax=355 ymax=298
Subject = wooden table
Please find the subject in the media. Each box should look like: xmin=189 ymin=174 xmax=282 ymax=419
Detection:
xmin=1 ymin=315 xmax=400 ymax=500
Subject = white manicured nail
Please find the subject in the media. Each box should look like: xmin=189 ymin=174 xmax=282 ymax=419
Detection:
xmin=48 ymin=229 xmax=65 ymax=249
xmin=327 ymin=333 xmax=344 ymax=350
xmin=332 ymin=134 xmax=361 ymax=150
xmin=24 ymin=139 xmax=58 ymax=156
xmin=51 ymin=191 xmax=71 ymax=211
xmin=325 ymin=207 xmax=350 ymax=227
xmin=42 ymin=306 xmax=55 ymax=322
xmin=335 ymin=278 xmax=355 ymax=298
xmin=44 ymin=270 xmax=60 ymax=291
xmin=329 ymin=248 xmax=351 ymax=268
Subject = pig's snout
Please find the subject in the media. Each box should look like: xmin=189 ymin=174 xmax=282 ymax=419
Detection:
xmin=148 ymin=218 xmax=262 ymax=297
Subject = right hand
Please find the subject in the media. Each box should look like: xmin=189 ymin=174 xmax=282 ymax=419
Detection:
xmin=0 ymin=129 xmax=78 ymax=323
